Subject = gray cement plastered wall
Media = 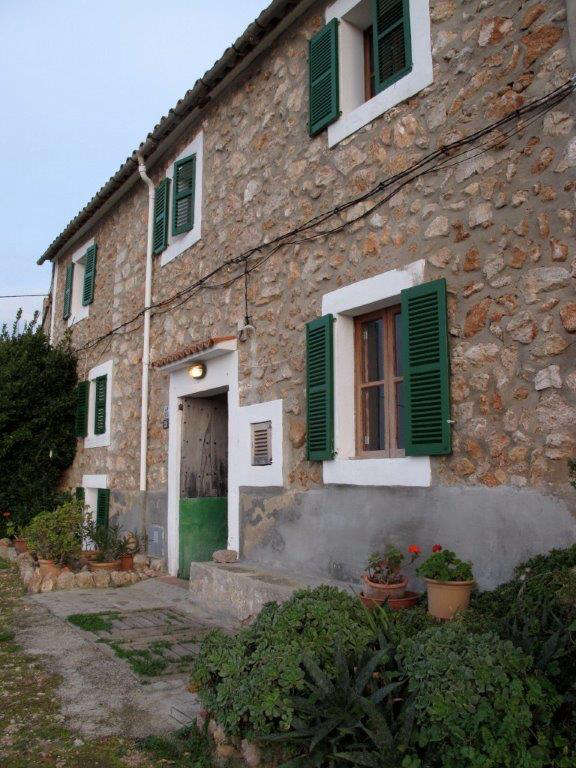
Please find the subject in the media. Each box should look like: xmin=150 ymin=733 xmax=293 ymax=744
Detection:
xmin=110 ymin=489 xmax=168 ymax=558
xmin=240 ymin=485 xmax=576 ymax=589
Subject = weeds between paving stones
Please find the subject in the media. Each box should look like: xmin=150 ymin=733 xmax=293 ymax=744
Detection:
xmin=67 ymin=611 xmax=120 ymax=633
xmin=0 ymin=558 xmax=219 ymax=767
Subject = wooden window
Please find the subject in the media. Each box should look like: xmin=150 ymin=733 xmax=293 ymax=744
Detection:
xmin=308 ymin=19 xmax=340 ymax=137
xmin=251 ymin=421 xmax=272 ymax=466
xmin=355 ymin=305 xmax=404 ymax=457
xmin=363 ymin=26 xmax=376 ymax=101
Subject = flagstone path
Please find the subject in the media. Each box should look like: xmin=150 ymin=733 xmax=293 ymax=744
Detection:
xmin=17 ymin=577 xmax=239 ymax=739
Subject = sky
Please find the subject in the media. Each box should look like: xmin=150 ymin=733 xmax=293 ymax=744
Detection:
xmin=0 ymin=0 xmax=268 ymax=326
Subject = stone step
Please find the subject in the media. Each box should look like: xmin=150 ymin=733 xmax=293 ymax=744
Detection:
xmin=188 ymin=561 xmax=353 ymax=620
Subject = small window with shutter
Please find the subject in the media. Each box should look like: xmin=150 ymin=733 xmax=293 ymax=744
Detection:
xmin=94 ymin=375 xmax=107 ymax=436
xmin=251 ymin=421 xmax=272 ymax=466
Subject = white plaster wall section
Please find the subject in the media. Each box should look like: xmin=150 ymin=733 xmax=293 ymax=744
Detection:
xmin=67 ymin=238 xmax=94 ymax=327
xmin=238 ymin=399 xmax=284 ymax=487
xmin=166 ymin=346 xmax=240 ymax=576
xmin=160 ymin=131 xmax=204 ymax=267
xmin=321 ymin=259 xmax=431 ymax=487
xmin=325 ymin=0 xmax=432 ymax=147
xmin=84 ymin=358 xmax=113 ymax=449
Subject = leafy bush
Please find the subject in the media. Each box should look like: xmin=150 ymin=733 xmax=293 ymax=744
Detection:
xmin=0 ymin=313 xmax=77 ymax=536
xmin=398 ymin=624 xmax=559 ymax=768
xmin=268 ymin=642 xmax=406 ymax=767
xmin=471 ymin=545 xmax=576 ymax=692
xmin=416 ymin=549 xmax=473 ymax=582
xmin=191 ymin=586 xmax=376 ymax=738
xmin=83 ymin=520 xmax=123 ymax=562
xmin=24 ymin=500 xmax=84 ymax=563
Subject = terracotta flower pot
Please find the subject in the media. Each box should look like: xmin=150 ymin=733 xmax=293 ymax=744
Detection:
xmin=363 ymin=574 xmax=407 ymax=601
xmin=119 ymin=553 xmax=134 ymax=572
xmin=37 ymin=559 xmax=62 ymax=579
xmin=82 ymin=549 xmax=101 ymax=561
xmin=88 ymin=560 xmax=121 ymax=573
xmin=425 ymin=578 xmax=475 ymax=620
xmin=360 ymin=590 xmax=420 ymax=612
xmin=13 ymin=538 xmax=28 ymax=554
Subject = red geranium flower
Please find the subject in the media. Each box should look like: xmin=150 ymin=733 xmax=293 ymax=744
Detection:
xmin=2 ymin=511 xmax=10 ymax=518
xmin=408 ymin=545 xmax=421 ymax=555
xmin=432 ymin=544 xmax=442 ymax=552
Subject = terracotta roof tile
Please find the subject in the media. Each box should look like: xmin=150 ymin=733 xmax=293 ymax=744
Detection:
xmin=153 ymin=336 xmax=236 ymax=368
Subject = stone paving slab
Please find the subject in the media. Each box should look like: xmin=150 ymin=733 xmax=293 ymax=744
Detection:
xmin=17 ymin=576 xmax=239 ymax=738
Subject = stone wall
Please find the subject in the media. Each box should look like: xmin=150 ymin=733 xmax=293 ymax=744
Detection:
xmin=47 ymin=0 xmax=576 ymax=582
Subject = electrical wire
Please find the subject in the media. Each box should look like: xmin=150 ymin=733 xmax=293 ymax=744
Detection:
xmin=72 ymin=77 xmax=576 ymax=353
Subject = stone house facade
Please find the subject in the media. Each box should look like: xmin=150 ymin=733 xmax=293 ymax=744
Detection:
xmin=41 ymin=0 xmax=576 ymax=588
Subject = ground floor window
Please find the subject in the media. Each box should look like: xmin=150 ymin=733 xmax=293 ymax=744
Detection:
xmin=355 ymin=305 xmax=404 ymax=457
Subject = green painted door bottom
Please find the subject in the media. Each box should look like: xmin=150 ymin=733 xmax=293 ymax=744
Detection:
xmin=178 ymin=497 xmax=228 ymax=580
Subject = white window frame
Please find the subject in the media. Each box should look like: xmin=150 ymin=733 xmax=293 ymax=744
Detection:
xmin=160 ymin=131 xmax=204 ymax=267
xmin=81 ymin=474 xmax=108 ymax=542
xmin=67 ymin=238 xmax=94 ymax=327
xmin=321 ymin=259 xmax=431 ymax=487
xmin=84 ymin=359 xmax=113 ymax=449
xmin=325 ymin=0 xmax=432 ymax=148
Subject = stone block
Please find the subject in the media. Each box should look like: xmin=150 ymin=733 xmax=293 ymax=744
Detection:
xmin=212 ymin=549 xmax=238 ymax=564
xmin=75 ymin=572 xmax=95 ymax=589
xmin=534 ymin=365 xmax=562 ymax=391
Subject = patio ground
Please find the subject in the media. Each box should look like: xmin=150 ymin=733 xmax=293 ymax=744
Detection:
xmin=0 ymin=558 xmax=238 ymax=767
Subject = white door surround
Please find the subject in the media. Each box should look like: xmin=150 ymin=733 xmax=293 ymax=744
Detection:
xmin=164 ymin=341 xmax=240 ymax=577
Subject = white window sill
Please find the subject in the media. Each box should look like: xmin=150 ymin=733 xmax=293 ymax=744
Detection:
xmin=323 ymin=456 xmax=431 ymax=487
xmin=160 ymin=227 xmax=202 ymax=267
xmin=84 ymin=433 xmax=111 ymax=449
xmin=67 ymin=305 xmax=89 ymax=327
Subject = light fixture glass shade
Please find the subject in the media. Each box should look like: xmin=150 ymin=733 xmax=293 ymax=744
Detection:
xmin=188 ymin=362 xmax=206 ymax=379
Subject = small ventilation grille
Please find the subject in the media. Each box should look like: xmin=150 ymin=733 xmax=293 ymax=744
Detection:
xmin=251 ymin=421 xmax=272 ymax=466
xmin=147 ymin=525 xmax=164 ymax=557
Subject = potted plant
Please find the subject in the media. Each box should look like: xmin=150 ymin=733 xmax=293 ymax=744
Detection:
xmin=416 ymin=545 xmax=475 ymax=620
xmin=83 ymin=520 xmax=122 ymax=572
xmin=6 ymin=518 xmax=28 ymax=554
xmin=117 ymin=531 xmax=140 ymax=572
xmin=362 ymin=545 xmax=421 ymax=607
xmin=24 ymin=500 xmax=84 ymax=578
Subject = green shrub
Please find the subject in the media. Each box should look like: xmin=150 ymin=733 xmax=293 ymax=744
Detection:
xmin=471 ymin=546 xmax=576 ymax=691
xmin=0 ymin=314 xmax=77 ymax=536
xmin=268 ymin=642 xmax=406 ymax=767
xmin=398 ymin=624 xmax=559 ymax=768
xmin=24 ymin=500 xmax=84 ymax=563
xmin=191 ymin=586 xmax=375 ymax=739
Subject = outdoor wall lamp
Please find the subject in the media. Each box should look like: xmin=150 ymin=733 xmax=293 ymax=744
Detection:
xmin=188 ymin=362 xmax=207 ymax=380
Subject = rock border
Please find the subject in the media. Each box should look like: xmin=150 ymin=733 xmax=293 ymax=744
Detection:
xmin=0 ymin=541 xmax=166 ymax=593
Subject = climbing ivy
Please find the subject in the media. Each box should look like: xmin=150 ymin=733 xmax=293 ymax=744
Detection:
xmin=0 ymin=311 xmax=77 ymax=536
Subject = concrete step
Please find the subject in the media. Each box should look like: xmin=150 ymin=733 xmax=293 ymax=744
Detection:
xmin=188 ymin=561 xmax=355 ymax=620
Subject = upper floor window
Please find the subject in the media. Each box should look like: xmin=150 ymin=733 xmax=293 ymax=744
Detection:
xmin=62 ymin=241 xmax=97 ymax=325
xmin=75 ymin=359 xmax=113 ymax=449
xmin=308 ymin=0 xmax=432 ymax=147
xmin=152 ymin=132 xmax=204 ymax=267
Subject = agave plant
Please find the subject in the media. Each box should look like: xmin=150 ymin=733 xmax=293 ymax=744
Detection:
xmin=267 ymin=639 xmax=409 ymax=767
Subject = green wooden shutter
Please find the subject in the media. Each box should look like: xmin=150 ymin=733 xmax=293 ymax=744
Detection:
xmin=94 ymin=375 xmax=107 ymax=435
xmin=75 ymin=381 xmax=89 ymax=438
xmin=152 ymin=177 xmax=171 ymax=254
xmin=401 ymin=278 xmax=451 ymax=456
xmin=96 ymin=488 xmax=110 ymax=528
xmin=308 ymin=19 xmax=340 ymax=137
xmin=75 ymin=486 xmax=85 ymax=504
xmin=82 ymin=244 xmax=97 ymax=306
xmin=172 ymin=155 xmax=196 ymax=236
xmin=63 ymin=263 xmax=74 ymax=320
xmin=372 ymin=0 xmax=412 ymax=93
xmin=306 ymin=314 xmax=334 ymax=460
